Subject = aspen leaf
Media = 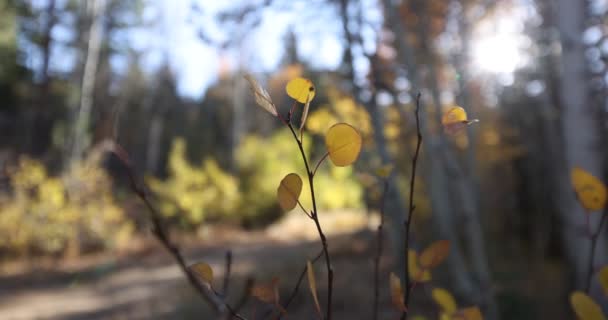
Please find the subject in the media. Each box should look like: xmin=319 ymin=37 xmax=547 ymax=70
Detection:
xmin=570 ymin=291 xmax=606 ymax=320
xmin=189 ymin=262 xmax=213 ymax=284
xmin=244 ymin=74 xmax=278 ymax=117
xmin=325 ymin=123 xmax=362 ymax=167
xmin=461 ymin=306 xmax=483 ymax=320
xmin=432 ymin=288 xmax=457 ymax=314
xmin=286 ymin=77 xmax=315 ymax=103
xmin=390 ymin=272 xmax=407 ymax=312
xmin=441 ymin=106 xmax=479 ymax=135
xmin=419 ymin=240 xmax=450 ymax=269
xmin=307 ymin=260 xmax=322 ymax=317
xmin=408 ymin=249 xmax=431 ymax=282
xmin=300 ymin=97 xmax=312 ymax=131
xmin=277 ymin=173 xmax=303 ymax=211
xmin=571 ymin=167 xmax=607 ymax=212
xmin=599 ymin=265 xmax=608 ymax=297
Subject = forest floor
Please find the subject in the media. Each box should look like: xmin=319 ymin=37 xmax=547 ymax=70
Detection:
xmin=0 ymin=210 xmax=569 ymax=320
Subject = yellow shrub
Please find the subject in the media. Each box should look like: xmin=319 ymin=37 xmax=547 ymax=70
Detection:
xmin=0 ymin=156 xmax=132 ymax=255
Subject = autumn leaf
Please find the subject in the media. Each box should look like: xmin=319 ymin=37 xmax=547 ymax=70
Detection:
xmin=277 ymin=173 xmax=303 ymax=211
xmin=252 ymin=277 xmax=281 ymax=305
xmin=571 ymin=167 xmax=607 ymax=212
xmin=325 ymin=123 xmax=362 ymax=167
xmin=461 ymin=306 xmax=483 ymax=320
xmin=441 ymin=106 xmax=479 ymax=135
xmin=286 ymin=77 xmax=315 ymax=103
xmin=419 ymin=240 xmax=450 ymax=269
xmin=570 ymin=291 xmax=606 ymax=320
xmin=408 ymin=249 xmax=431 ymax=282
xmin=307 ymin=260 xmax=322 ymax=317
xmin=432 ymin=288 xmax=457 ymax=314
xmin=189 ymin=262 xmax=213 ymax=285
xmin=244 ymin=74 xmax=278 ymax=117
xmin=390 ymin=272 xmax=407 ymax=312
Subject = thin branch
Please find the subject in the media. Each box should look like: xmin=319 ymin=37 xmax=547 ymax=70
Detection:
xmin=585 ymin=209 xmax=607 ymax=292
xmin=401 ymin=93 xmax=422 ymax=320
xmin=223 ymin=251 xmax=233 ymax=296
xmin=110 ymin=143 xmax=247 ymax=320
xmin=373 ymin=179 xmax=390 ymax=320
xmin=286 ymin=122 xmax=334 ymax=320
xmin=281 ymin=250 xmax=325 ymax=316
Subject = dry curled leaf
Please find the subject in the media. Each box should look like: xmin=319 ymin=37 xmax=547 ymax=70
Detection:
xmin=244 ymin=74 xmax=278 ymax=117
xmin=390 ymin=272 xmax=407 ymax=312
xmin=307 ymin=260 xmax=322 ymax=317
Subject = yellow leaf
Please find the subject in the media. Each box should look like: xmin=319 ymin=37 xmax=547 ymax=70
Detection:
xmin=432 ymin=288 xmax=457 ymax=314
xmin=244 ymin=74 xmax=278 ymax=117
xmin=286 ymin=77 xmax=315 ymax=103
xmin=599 ymin=265 xmax=608 ymax=297
xmin=189 ymin=262 xmax=213 ymax=284
xmin=375 ymin=164 xmax=394 ymax=178
xmin=325 ymin=123 xmax=362 ymax=167
xmin=461 ymin=306 xmax=483 ymax=320
xmin=571 ymin=167 xmax=607 ymax=212
xmin=408 ymin=249 xmax=431 ymax=282
xmin=570 ymin=291 xmax=607 ymax=320
xmin=390 ymin=272 xmax=407 ymax=312
xmin=277 ymin=173 xmax=303 ymax=211
xmin=419 ymin=240 xmax=451 ymax=269
xmin=441 ymin=106 xmax=479 ymax=135
xmin=307 ymin=260 xmax=322 ymax=317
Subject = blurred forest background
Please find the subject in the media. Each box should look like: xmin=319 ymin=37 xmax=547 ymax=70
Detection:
xmin=0 ymin=0 xmax=607 ymax=319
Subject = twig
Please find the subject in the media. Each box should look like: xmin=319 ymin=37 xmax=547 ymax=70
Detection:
xmin=223 ymin=251 xmax=233 ymax=296
xmin=401 ymin=93 xmax=422 ymax=320
xmin=111 ymin=143 xmax=247 ymax=320
xmin=281 ymin=250 xmax=325 ymax=316
xmin=286 ymin=122 xmax=334 ymax=320
xmin=373 ymin=179 xmax=390 ymax=320
xmin=585 ymin=209 xmax=607 ymax=292
xmin=312 ymin=152 xmax=330 ymax=177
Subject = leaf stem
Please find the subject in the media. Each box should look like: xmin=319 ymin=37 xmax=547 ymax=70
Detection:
xmin=312 ymin=152 xmax=330 ymax=177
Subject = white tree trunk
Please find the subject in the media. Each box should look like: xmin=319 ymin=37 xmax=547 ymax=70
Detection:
xmin=71 ymin=0 xmax=106 ymax=162
xmin=555 ymin=0 xmax=606 ymax=289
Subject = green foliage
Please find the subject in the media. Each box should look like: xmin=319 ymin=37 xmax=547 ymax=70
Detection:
xmin=147 ymin=138 xmax=240 ymax=226
xmin=0 ymin=156 xmax=132 ymax=256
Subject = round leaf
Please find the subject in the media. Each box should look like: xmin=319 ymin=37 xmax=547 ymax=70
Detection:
xmin=190 ymin=262 xmax=213 ymax=284
xmin=571 ymin=167 xmax=607 ymax=212
xmin=442 ymin=106 xmax=479 ymax=135
xmin=432 ymin=288 xmax=457 ymax=314
xmin=570 ymin=291 xmax=606 ymax=320
xmin=286 ymin=77 xmax=315 ymax=103
xmin=277 ymin=173 xmax=303 ymax=211
xmin=325 ymin=123 xmax=362 ymax=167
xmin=419 ymin=240 xmax=450 ymax=269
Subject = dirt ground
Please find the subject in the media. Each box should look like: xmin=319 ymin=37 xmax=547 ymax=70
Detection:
xmin=0 ymin=211 xmax=572 ymax=320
